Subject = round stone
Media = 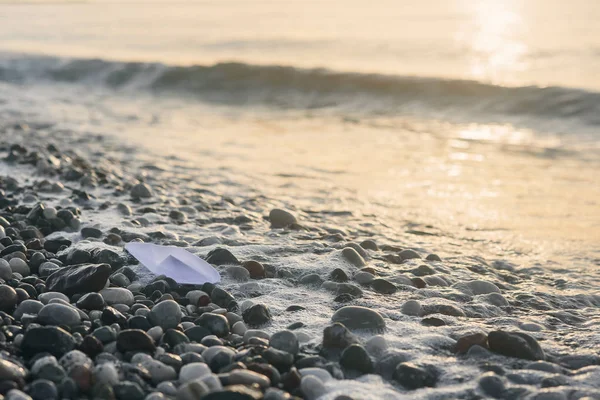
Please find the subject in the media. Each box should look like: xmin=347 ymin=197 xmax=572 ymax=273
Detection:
xmin=341 ymin=247 xmax=366 ymax=267
xmin=178 ymin=363 xmax=211 ymax=383
xmin=242 ymin=261 xmax=265 ymax=279
xmin=401 ymin=300 xmax=422 ymax=316
xmin=270 ymin=330 xmax=299 ymax=355
xmin=340 ymin=344 xmax=373 ymax=374
xmin=0 ymin=285 xmax=18 ymax=312
xmin=300 ymin=375 xmax=326 ymax=400
xmin=371 ymin=278 xmax=397 ymax=294
xmin=457 ymin=280 xmax=501 ymax=295
xmin=242 ymin=304 xmax=272 ymax=327
xmin=269 ymin=209 xmax=297 ymax=228
xmin=117 ymin=329 xmax=156 ymax=353
xmin=195 ymin=313 xmax=230 ymax=338
xmin=488 ymin=331 xmax=545 ymax=361
xmin=479 ymin=372 xmax=505 ymax=397
xmin=0 ymin=259 xmax=12 ymax=280
xmin=393 ymin=362 xmax=437 ymax=389
xmin=0 ymin=359 xmax=27 ymax=381
xmin=131 ymin=183 xmax=153 ymax=198
xmin=14 ymin=299 xmax=44 ymax=320
xmin=9 ymin=258 xmax=30 ymax=276
xmin=100 ymin=288 xmax=134 ymax=306
xmin=353 ymin=271 xmax=375 ymax=285
xmin=76 ymin=293 xmax=105 ymax=310
xmin=149 ymin=300 xmax=182 ymax=330
xmin=38 ymin=303 xmax=81 ymax=327
xmin=331 ymin=306 xmax=385 ymax=331
xmin=38 ymin=292 xmax=69 ymax=304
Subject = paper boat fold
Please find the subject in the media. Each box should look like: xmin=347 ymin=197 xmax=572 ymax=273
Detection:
xmin=125 ymin=242 xmax=221 ymax=284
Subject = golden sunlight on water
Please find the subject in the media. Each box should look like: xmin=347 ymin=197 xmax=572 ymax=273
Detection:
xmin=459 ymin=0 xmax=528 ymax=85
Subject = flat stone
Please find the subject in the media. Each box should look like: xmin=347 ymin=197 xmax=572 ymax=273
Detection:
xmin=331 ymin=306 xmax=385 ymax=331
xmin=371 ymin=278 xmax=397 ymax=294
xmin=38 ymin=292 xmax=69 ymax=304
xmin=399 ymin=249 xmax=421 ymax=260
xmin=46 ymin=264 xmax=111 ymax=296
xmin=21 ymin=327 xmax=76 ymax=358
xmin=456 ymin=280 xmax=501 ymax=295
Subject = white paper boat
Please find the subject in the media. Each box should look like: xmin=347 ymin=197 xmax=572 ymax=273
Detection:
xmin=125 ymin=242 xmax=221 ymax=285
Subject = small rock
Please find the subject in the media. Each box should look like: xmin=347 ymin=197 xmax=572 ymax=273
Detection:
xmin=131 ymin=183 xmax=153 ymax=198
xmin=100 ymin=288 xmax=135 ymax=306
xmin=270 ymin=330 xmax=299 ymax=355
xmin=242 ymin=261 xmax=265 ymax=279
xmin=46 ymin=264 xmax=111 ymax=296
xmin=371 ymin=278 xmax=397 ymax=294
xmin=0 ymin=359 xmax=27 ymax=381
xmin=9 ymin=258 xmax=30 ymax=276
xmin=38 ymin=303 xmax=81 ymax=327
xmin=269 ymin=209 xmax=297 ymax=228
xmin=331 ymin=306 xmax=385 ymax=331
xmin=0 ymin=284 xmax=18 ymax=312
xmin=393 ymin=362 xmax=437 ymax=389
xmin=401 ymin=300 xmax=421 ymax=316
xmin=341 ymin=247 xmax=366 ymax=267
xmin=21 ymin=327 xmax=76 ymax=358
xmin=243 ymin=304 xmax=272 ymax=327
xmin=340 ymin=344 xmax=373 ymax=374
xmin=117 ymin=329 xmax=156 ymax=353
xmin=455 ymin=333 xmax=488 ymax=354
xmin=300 ymin=375 xmax=326 ymax=400
xmin=488 ymin=331 xmax=545 ymax=361
xmin=149 ymin=300 xmax=182 ymax=329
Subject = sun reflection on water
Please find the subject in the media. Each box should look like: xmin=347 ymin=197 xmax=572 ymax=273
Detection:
xmin=458 ymin=0 xmax=529 ymax=85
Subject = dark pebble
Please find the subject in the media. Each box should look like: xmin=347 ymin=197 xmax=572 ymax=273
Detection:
xmin=393 ymin=362 xmax=437 ymax=390
xmin=371 ymin=279 xmax=397 ymax=294
xmin=330 ymin=268 xmax=349 ymax=283
xmin=206 ymin=248 xmax=240 ymax=266
xmin=21 ymin=326 xmax=76 ymax=358
xmin=117 ymin=329 xmax=156 ymax=353
xmin=340 ymin=344 xmax=373 ymax=374
xmin=488 ymin=331 xmax=545 ymax=361
xmin=243 ymin=304 xmax=272 ymax=327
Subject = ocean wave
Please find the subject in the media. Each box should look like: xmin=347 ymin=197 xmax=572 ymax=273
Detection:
xmin=1 ymin=53 xmax=599 ymax=125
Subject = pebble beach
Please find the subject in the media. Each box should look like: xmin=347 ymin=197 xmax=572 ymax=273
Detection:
xmin=0 ymin=119 xmax=599 ymax=400
xmin=1 ymin=1 xmax=600 ymax=399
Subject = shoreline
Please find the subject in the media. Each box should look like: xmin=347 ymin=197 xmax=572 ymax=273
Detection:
xmin=1 ymin=125 xmax=600 ymax=399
